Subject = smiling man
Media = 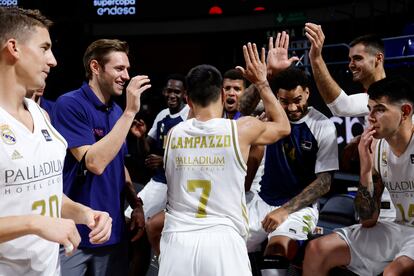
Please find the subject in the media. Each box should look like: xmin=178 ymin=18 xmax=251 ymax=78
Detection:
xmin=52 ymin=39 xmax=151 ymax=276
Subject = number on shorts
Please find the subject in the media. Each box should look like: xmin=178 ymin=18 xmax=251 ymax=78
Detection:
xmin=32 ymin=195 xmax=59 ymax=217
xmin=396 ymin=203 xmax=414 ymax=223
xmin=187 ymin=180 xmax=211 ymax=218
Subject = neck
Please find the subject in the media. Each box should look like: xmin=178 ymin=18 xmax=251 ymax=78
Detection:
xmin=386 ymin=122 xmax=413 ymax=157
xmin=169 ymin=103 xmax=184 ymax=115
xmin=363 ymin=69 xmax=386 ymax=90
xmin=88 ymin=79 xmax=111 ymax=105
xmin=0 ymin=67 xmax=27 ymax=114
xmin=192 ymin=101 xmax=223 ymax=121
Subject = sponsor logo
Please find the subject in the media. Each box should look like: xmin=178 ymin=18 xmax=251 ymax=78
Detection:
xmin=411 ymin=154 xmax=414 ymax=164
xmin=11 ymin=150 xmax=23 ymax=160
xmin=41 ymin=129 xmax=52 ymax=142
xmin=301 ymin=140 xmax=312 ymax=151
xmin=0 ymin=125 xmax=16 ymax=145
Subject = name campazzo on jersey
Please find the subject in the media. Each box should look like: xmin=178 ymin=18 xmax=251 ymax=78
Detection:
xmin=170 ymin=135 xmax=231 ymax=149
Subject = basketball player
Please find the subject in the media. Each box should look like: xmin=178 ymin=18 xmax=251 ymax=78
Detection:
xmin=0 ymin=7 xmax=111 ymax=275
xmin=303 ymin=77 xmax=414 ymax=275
xmin=158 ymin=42 xmax=291 ymax=276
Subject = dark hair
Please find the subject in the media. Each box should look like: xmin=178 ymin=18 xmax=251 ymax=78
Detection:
xmin=271 ymin=67 xmax=310 ymax=92
xmin=165 ymin=73 xmax=186 ymax=89
xmin=349 ymin=34 xmax=385 ymax=56
xmin=0 ymin=7 xmax=52 ymax=44
xmin=223 ymin=68 xmax=246 ymax=87
xmin=186 ymin=64 xmax=222 ymax=107
xmin=368 ymin=77 xmax=414 ymax=105
xmin=83 ymin=39 xmax=129 ymax=80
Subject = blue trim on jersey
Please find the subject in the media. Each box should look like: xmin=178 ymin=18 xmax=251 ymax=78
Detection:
xmin=259 ymin=121 xmax=318 ymax=206
xmin=152 ymin=114 xmax=186 ymax=183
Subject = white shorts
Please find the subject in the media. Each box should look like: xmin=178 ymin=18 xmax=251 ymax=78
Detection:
xmin=247 ymin=193 xmax=318 ymax=252
xmin=159 ymin=226 xmax=252 ymax=276
xmin=124 ymin=178 xmax=167 ymax=220
xmin=336 ymin=221 xmax=414 ymax=276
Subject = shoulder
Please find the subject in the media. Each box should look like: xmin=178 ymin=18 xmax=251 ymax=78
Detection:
xmin=55 ymin=89 xmax=84 ymax=108
xmin=306 ymin=108 xmax=336 ymax=130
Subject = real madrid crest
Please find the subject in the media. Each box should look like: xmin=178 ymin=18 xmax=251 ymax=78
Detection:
xmin=0 ymin=124 xmax=17 ymax=145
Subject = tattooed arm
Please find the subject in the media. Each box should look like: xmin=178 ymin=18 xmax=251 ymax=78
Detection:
xmin=354 ymin=169 xmax=383 ymax=227
xmin=261 ymin=172 xmax=332 ymax=232
xmin=356 ymin=125 xmax=382 ymax=227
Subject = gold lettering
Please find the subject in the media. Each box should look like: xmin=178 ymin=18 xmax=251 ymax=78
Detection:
xmin=176 ymin=137 xmax=183 ymax=149
xmin=224 ymin=135 xmax=230 ymax=147
xmin=216 ymin=135 xmax=223 ymax=148
xmin=171 ymin=137 xmax=176 ymax=149
xmin=208 ymin=136 xmax=215 ymax=148
xmin=200 ymin=136 xmax=207 ymax=148
xmin=184 ymin=137 xmax=193 ymax=148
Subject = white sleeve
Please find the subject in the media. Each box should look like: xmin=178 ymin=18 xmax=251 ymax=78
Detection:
xmin=314 ymin=119 xmax=339 ymax=174
xmin=327 ymin=90 xmax=369 ymax=117
xmin=148 ymin=109 xmax=169 ymax=139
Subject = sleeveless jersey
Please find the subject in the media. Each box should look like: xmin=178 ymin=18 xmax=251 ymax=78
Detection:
xmin=0 ymin=98 xmax=67 ymax=275
xmin=148 ymin=105 xmax=189 ymax=183
xmin=375 ymin=136 xmax=414 ymax=227
xmin=163 ymin=118 xmax=249 ymax=238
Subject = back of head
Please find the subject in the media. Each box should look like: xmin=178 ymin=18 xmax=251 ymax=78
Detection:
xmin=349 ymin=34 xmax=385 ymax=56
xmin=83 ymin=39 xmax=129 ymax=80
xmin=186 ymin=64 xmax=222 ymax=107
xmin=0 ymin=7 xmax=52 ymax=45
xmin=223 ymin=68 xmax=246 ymax=87
xmin=272 ymin=67 xmax=310 ymax=92
xmin=367 ymin=76 xmax=414 ymax=105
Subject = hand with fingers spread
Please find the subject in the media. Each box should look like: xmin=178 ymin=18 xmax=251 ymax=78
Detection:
xmin=267 ymin=31 xmax=299 ymax=78
xmin=304 ymin=23 xmax=326 ymax=62
xmin=261 ymin=207 xmax=289 ymax=233
xmin=84 ymin=210 xmax=112 ymax=244
xmin=130 ymin=204 xmax=145 ymax=242
xmin=34 ymin=216 xmax=81 ymax=256
xmin=125 ymin=75 xmax=151 ymax=115
xmin=236 ymin=42 xmax=267 ymax=85
xmin=358 ymin=125 xmax=377 ymax=175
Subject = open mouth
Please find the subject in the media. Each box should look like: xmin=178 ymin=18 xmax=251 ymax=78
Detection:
xmin=226 ymin=98 xmax=236 ymax=105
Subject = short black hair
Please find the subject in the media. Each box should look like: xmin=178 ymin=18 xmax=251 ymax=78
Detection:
xmin=271 ymin=67 xmax=310 ymax=92
xmin=165 ymin=73 xmax=186 ymax=89
xmin=223 ymin=69 xmax=246 ymax=87
xmin=186 ymin=64 xmax=222 ymax=107
xmin=368 ymin=77 xmax=414 ymax=105
xmin=349 ymin=34 xmax=384 ymax=56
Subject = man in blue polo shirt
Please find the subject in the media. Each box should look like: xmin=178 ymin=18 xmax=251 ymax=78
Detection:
xmin=53 ymin=39 xmax=150 ymax=276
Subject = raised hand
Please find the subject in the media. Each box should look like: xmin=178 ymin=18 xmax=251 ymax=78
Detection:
xmin=236 ymin=42 xmax=267 ymax=85
xmin=125 ymin=75 xmax=151 ymax=115
xmin=358 ymin=125 xmax=377 ymax=176
xmin=305 ymin=23 xmax=325 ymax=61
xmin=267 ymin=31 xmax=299 ymax=78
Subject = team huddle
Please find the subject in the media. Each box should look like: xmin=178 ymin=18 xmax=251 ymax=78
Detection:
xmin=1 ymin=6 xmax=414 ymax=276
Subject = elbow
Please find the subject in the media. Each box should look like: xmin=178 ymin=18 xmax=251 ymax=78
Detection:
xmin=85 ymin=159 xmax=106 ymax=175
xmin=282 ymin=123 xmax=291 ymax=137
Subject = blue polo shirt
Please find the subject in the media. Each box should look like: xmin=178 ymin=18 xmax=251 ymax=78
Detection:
xmin=52 ymin=82 xmax=127 ymax=248
xmin=39 ymin=97 xmax=55 ymax=116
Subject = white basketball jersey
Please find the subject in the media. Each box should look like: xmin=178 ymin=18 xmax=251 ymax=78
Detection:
xmin=163 ymin=118 xmax=249 ymax=238
xmin=375 ymin=137 xmax=414 ymax=227
xmin=0 ymin=99 xmax=67 ymax=276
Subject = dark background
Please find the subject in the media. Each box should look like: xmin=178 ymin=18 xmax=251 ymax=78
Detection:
xmin=3 ymin=0 xmax=414 ymax=152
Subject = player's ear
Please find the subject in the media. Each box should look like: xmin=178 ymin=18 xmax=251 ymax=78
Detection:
xmin=401 ymin=103 xmax=412 ymax=120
